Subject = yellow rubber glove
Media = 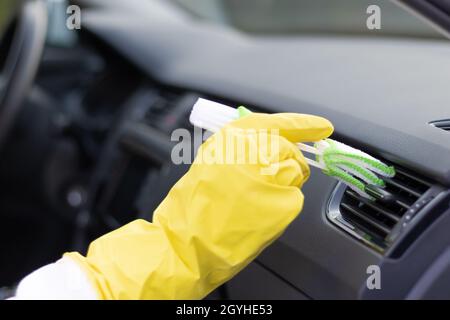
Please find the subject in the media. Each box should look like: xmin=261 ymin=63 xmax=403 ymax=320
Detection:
xmin=66 ymin=113 xmax=333 ymax=299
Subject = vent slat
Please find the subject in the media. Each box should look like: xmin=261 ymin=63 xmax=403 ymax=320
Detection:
xmin=394 ymin=167 xmax=432 ymax=188
xmin=430 ymin=119 xmax=450 ymax=132
xmin=345 ymin=190 xmax=400 ymax=223
xmin=335 ymin=160 xmax=432 ymax=251
xmin=384 ymin=178 xmax=422 ymax=198
xmin=395 ymin=198 xmax=412 ymax=210
xmin=341 ymin=203 xmax=391 ymax=235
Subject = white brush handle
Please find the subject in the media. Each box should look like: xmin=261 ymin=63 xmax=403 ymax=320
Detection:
xmin=297 ymin=143 xmax=325 ymax=170
xmin=305 ymin=157 xmax=326 ymax=170
xmin=190 ymin=98 xmax=326 ymax=170
xmin=297 ymin=143 xmax=322 ymax=155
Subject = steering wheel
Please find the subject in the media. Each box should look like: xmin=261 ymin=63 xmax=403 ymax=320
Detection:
xmin=0 ymin=0 xmax=47 ymax=151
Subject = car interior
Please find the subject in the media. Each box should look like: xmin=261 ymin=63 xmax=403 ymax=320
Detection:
xmin=1 ymin=0 xmax=450 ymax=299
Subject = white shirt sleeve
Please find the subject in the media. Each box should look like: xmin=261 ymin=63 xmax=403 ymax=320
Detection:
xmin=11 ymin=256 xmax=99 ymax=300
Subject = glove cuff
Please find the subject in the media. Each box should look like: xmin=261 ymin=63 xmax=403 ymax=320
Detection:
xmin=12 ymin=255 xmax=99 ymax=300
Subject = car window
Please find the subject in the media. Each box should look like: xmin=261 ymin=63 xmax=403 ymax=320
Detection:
xmin=0 ymin=0 xmax=20 ymax=42
xmin=170 ymin=0 xmax=443 ymax=39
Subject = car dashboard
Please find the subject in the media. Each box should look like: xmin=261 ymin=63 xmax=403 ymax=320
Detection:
xmin=2 ymin=0 xmax=450 ymax=299
xmin=76 ymin=0 xmax=450 ymax=299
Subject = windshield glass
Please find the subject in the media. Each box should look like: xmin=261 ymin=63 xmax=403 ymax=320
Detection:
xmin=0 ymin=0 xmax=20 ymax=41
xmin=170 ymin=0 xmax=443 ymax=39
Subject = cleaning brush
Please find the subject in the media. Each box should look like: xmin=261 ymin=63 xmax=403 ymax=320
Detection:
xmin=189 ymin=98 xmax=395 ymax=199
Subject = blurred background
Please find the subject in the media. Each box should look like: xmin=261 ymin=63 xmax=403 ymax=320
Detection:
xmin=0 ymin=0 xmax=448 ymax=300
xmin=169 ymin=0 xmax=442 ymax=38
xmin=0 ymin=0 xmax=443 ymax=41
xmin=0 ymin=1 xmax=20 ymax=38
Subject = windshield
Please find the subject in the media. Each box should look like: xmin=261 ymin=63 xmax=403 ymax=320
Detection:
xmin=0 ymin=0 xmax=20 ymax=41
xmin=0 ymin=0 xmax=21 ymax=74
xmin=170 ymin=0 xmax=443 ymax=39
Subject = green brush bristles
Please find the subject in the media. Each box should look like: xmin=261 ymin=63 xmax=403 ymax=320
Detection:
xmin=233 ymin=105 xmax=394 ymax=199
xmin=315 ymin=139 xmax=395 ymax=199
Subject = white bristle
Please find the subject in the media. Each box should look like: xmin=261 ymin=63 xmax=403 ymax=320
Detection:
xmin=190 ymin=98 xmax=239 ymax=133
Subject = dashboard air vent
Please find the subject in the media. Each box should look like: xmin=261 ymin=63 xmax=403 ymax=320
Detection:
xmin=328 ymin=164 xmax=433 ymax=252
xmin=144 ymin=91 xmax=198 ymax=134
xmin=430 ymin=119 xmax=450 ymax=131
xmin=145 ymin=91 xmax=180 ymax=129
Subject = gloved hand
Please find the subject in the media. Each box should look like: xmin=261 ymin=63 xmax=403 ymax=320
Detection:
xmin=14 ymin=113 xmax=333 ymax=300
